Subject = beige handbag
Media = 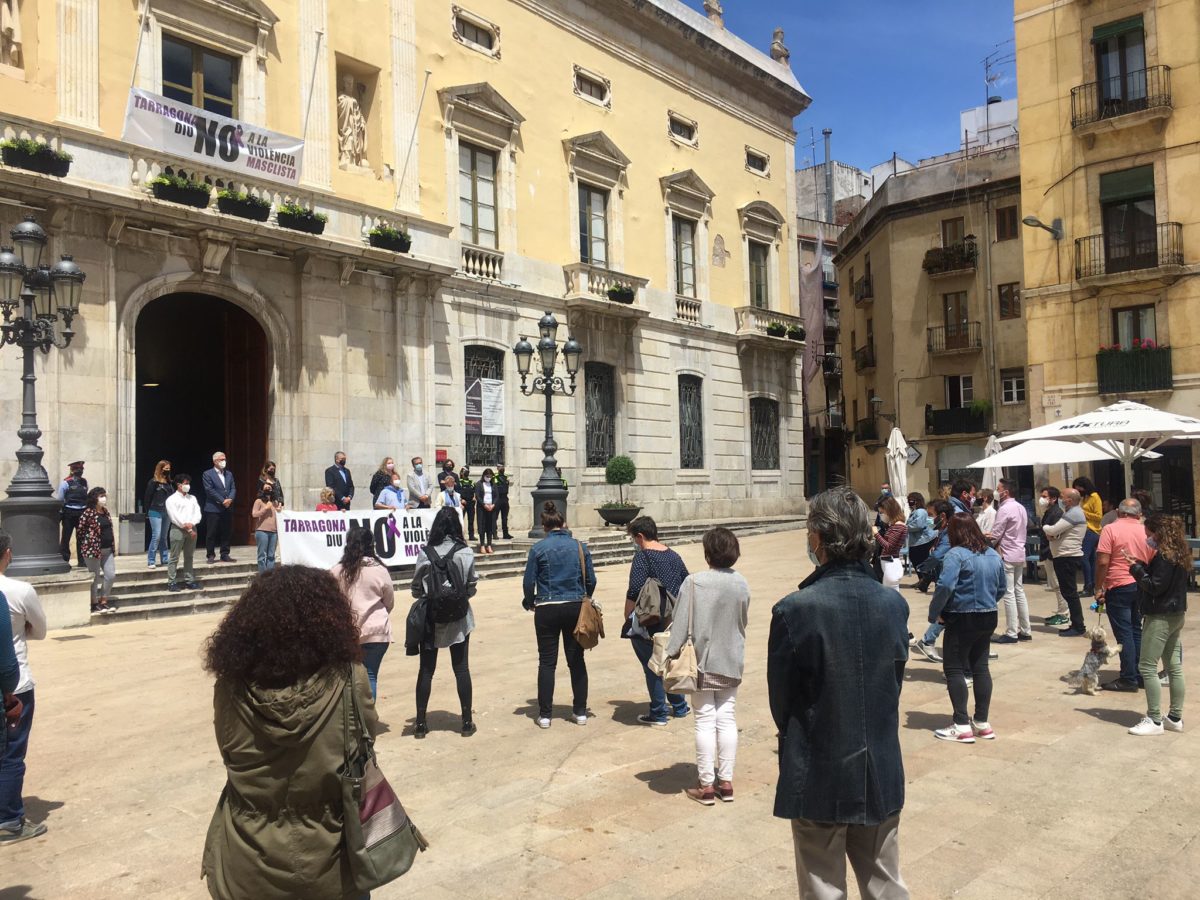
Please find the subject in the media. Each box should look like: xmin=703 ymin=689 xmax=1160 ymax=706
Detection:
xmin=661 ymin=581 xmax=698 ymax=693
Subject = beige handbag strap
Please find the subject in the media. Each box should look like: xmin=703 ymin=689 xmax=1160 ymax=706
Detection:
xmin=577 ymin=541 xmax=590 ymax=601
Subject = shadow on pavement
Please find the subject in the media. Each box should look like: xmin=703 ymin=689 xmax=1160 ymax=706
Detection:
xmin=400 ymin=710 xmax=463 ymax=736
xmin=633 ymin=762 xmax=694 ymax=795
xmin=904 ymin=667 xmax=948 ymax=685
xmin=0 ymin=886 xmax=35 ymax=900
xmin=21 ymin=797 xmax=63 ymax=823
xmin=904 ymin=710 xmax=948 ymax=732
xmin=607 ymin=699 xmax=645 ymax=726
xmin=1075 ymin=706 xmax=1142 ymax=727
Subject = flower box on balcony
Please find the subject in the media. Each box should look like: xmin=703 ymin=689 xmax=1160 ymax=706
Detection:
xmin=787 ymin=325 xmax=804 ymax=341
xmin=216 ymin=190 xmax=272 ymax=222
xmin=765 ymin=322 xmax=787 ymax=338
xmin=606 ymin=284 xmax=636 ymax=304
xmin=368 ymin=225 xmax=412 ymax=253
xmin=276 ymin=203 xmax=328 ymax=235
xmin=1 ymin=139 xmax=72 ymax=177
xmin=922 ymin=240 xmax=978 ymax=276
xmin=1096 ymin=344 xmax=1173 ymax=394
xmin=150 ymin=174 xmax=212 ymax=208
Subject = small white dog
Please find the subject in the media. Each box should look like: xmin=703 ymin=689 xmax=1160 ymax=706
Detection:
xmin=1063 ymin=626 xmax=1121 ymax=695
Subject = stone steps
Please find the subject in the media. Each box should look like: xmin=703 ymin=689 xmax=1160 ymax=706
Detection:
xmin=94 ymin=515 xmax=800 ymax=624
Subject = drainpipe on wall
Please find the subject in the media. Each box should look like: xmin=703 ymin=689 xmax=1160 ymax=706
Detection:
xmin=822 ymin=129 xmax=834 ymax=224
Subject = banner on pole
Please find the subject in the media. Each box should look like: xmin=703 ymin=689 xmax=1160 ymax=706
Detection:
xmin=123 ymin=88 xmax=305 ymax=187
xmin=278 ymin=509 xmax=439 ymax=570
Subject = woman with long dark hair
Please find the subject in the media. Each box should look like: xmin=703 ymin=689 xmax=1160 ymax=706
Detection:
xmin=929 ymin=513 xmax=1006 ymax=744
xmin=1073 ymin=476 xmax=1103 ymax=595
xmin=522 ymin=502 xmax=597 ymax=728
xmin=905 ymin=491 xmax=936 ymax=576
xmin=1125 ymin=514 xmax=1189 ymax=736
xmin=475 ymin=468 xmax=498 ymax=554
xmin=143 ymin=459 xmax=172 ymax=569
xmin=201 ymin=566 xmax=372 ymax=900
xmin=79 ymin=487 xmax=116 ymax=615
xmin=331 ymin=526 xmax=395 ymax=698
xmin=256 ymin=460 xmax=283 ymax=505
xmin=410 ymin=507 xmax=479 ymax=738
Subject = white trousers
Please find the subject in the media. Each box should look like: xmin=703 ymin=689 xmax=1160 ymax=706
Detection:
xmin=1002 ymin=561 xmax=1030 ymax=637
xmin=1042 ymin=559 xmax=1068 ymax=614
xmin=880 ymin=558 xmax=904 ymax=593
xmin=693 ymin=687 xmax=738 ymax=786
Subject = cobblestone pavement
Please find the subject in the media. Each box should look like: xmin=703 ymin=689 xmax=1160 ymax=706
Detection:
xmin=2 ymin=530 xmax=1198 ymax=899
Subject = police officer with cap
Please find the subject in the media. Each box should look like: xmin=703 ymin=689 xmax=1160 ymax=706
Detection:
xmin=56 ymin=460 xmax=88 ymax=567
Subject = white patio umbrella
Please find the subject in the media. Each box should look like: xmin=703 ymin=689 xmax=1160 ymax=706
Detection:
xmin=996 ymin=401 xmax=1200 ymax=492
xmin=979 ymin=434 xmax=1004 ymax=491
xmin=884 ymin=426 xmax=909 ymax=500
xmin=967 ymin=438 xmax=1162 ymax=469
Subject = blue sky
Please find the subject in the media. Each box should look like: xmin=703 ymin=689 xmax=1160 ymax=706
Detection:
xmin=679 ymin=1 xmax=1016 ymax=171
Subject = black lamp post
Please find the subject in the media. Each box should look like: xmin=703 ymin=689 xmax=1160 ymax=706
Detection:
xmin=512 ymin=312 xmax=583 ymax=538
xmin=0 ymin=214 xmax=85 ymax=577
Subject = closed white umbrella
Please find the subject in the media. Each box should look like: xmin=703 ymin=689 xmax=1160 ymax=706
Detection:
xmin=884 ymin=426 xmax=909 ymax=500
xmin=967 ymin=438 xmax=1162 ymax=469
xmin=996 ymin=401 xmax=1200 ymax=492
xmin=979 ymin=435 xmax=1004 ymax=491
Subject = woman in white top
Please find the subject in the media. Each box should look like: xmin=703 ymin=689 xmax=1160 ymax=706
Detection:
xmin=974 ymin=488 xmax=997 ymax=536
xmin=666 ymin=527 xmax=751 ymax=806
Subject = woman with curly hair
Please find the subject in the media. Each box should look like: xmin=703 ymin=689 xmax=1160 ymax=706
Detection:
xmin=332 ymin=527 xmax=395 ymax=699
xmin=201 ymin=565 xmax=373 ymax=900
xmin=1125 ymin=514 xmax=1189 ymax=736
xmin=78 ymin=487 xmax=116 ymax=614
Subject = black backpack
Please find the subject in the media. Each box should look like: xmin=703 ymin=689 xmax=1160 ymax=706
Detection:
xmin=426 ymin=542 xmax=471 ymax=623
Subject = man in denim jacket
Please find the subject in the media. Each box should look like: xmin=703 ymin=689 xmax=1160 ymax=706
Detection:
xmin=769 ymin=487 xmax=911 ymax=899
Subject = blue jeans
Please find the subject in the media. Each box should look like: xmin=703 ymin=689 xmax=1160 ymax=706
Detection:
xmin=255 ymin=530 xmax=277 ymax=573
xmin=922 ymin=622 xmax=944 ymax=645
xmin=1082 ymin=529 xmax=1099 ymax=588
xmin=630 ymin=636 xmax=689 ymax=722
xmin=147 ymin=510 xmax=168 ymax=565
xmin=361 ymin=643 xmax=389 ymax=699
xmin=1105 ymin=584 xmax=1142 ymax=683
xmin=0 ymin=689 xmax=34 ymax=830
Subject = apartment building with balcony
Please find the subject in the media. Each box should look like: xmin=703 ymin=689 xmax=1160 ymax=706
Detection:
xmin=1015 ymin=0 xmax=1199 ymax=527
xmin=833 ymin=146 xmax=1030 ymax=498
xmin=0 ymin=0 xmax=811 ymax=532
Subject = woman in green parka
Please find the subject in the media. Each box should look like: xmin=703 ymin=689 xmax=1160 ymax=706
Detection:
xmin=202 ymin=565 xmax=377 ymax=900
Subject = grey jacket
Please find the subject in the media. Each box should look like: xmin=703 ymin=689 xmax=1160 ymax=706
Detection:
xmin=665 ymin=569 xmax=750 ymax=681
xmin=1044 ymin=504 xmax=1086 ymax=557
xmin=410 ymin=538 xmax=479 ymax=603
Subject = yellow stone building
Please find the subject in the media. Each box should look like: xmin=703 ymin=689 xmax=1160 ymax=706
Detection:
xmin=0 ymin=0 xmax=811 ymax=544
xmin=1015 ymin=0 xmax=1199 ymax=525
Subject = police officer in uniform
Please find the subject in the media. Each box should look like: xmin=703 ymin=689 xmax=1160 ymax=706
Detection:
xmin=457 ymin=466 xmax=476 ymax=541
xmin=494 ymin=464 xmax=513 ymax=540
xmin=56 ymin=460 xmax=89 ymax=566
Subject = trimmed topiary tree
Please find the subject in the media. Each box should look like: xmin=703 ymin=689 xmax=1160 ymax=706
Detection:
xmin=604 ymin=455 xmax=637 ymax=507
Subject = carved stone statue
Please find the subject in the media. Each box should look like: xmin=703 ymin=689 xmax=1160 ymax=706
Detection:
xmin=770 ymin=27 xmax=790 ymax=65
xmin=337 ymin=74 xmax=368 ymax=168
xmin=703 ymin=0 xmax=724 ymax=26
xmin=1 ymin=0 xmax=22 ymax=69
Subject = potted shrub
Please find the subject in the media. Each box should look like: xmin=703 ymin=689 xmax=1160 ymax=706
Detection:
xmin=368 ymin=224 xmax=412 ymax=253
xmin=1 ymin=139 xmax=72 ymax=177
xmin=765 ymin=321 xmax=787 ymax=338
xmin=277 ymin=202 xmax=328 ymax=235
xmin=596 ymin=455 xmax=641 ymax=526
xmin=787 ymin=324 xmax=805 ymax=341
xmin=606 ymin=284 xmax=636 ymax=304
xmin=149 ymin=173 xmax=212 ymax=208
xmin=216 ymin=189 xmax=271 ymax=222
xmin=970 ymin=398 xmax=994 ymax=422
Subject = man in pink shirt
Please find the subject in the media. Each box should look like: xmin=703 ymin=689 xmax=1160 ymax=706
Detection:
xmin=1095 ymin=498 xmax=1152 ymax=691
xmin=989 ymin=477 xmax=1031 ymax=644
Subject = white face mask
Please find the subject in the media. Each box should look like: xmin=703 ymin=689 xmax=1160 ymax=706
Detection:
xmin=392 ymin=479 xmax=402 ymax=488
xmin=181 ymin=484 xmax=191 ymax=494
xmin=1037 ymin=497 xmax=1049 ymax=509
xmin=216 ymin=460 xmax=226 ymax=470
xmin=97 ymin=496 xmax=107 ymax=507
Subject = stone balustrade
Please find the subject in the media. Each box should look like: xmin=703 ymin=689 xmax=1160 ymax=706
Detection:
xmin=563 ymin=262 xmax=649 ymax=302
xmin=675 ymin=295 xmax=702 ymax=324
xmin=462 ymin=243 xmax=505 ymax=280
xmin=734 ymin=306 xmax=803 ymax=337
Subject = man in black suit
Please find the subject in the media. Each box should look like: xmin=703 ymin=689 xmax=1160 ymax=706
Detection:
xmin=324 ymin=450 xmax=354 ymax=510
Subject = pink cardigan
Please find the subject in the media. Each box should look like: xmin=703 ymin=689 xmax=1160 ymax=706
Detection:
xmin=332 ymin=559 xmax=395 ymax=644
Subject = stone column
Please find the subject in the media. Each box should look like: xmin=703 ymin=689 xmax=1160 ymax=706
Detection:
xmin=391 ymin=0 xmax=420 ymax=212
xmin=57 ymin=0 xmax=99 ymax=129
xmin=299 ymin=0 xmax=331 ymax=188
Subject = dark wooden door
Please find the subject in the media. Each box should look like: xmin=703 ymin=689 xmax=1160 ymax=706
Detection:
xmin=224 ymin=305 xmax=269 ymax=545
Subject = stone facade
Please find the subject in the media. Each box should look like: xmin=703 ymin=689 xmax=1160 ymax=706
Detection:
xmin=0 ymin=0 xmax=811 ymax=540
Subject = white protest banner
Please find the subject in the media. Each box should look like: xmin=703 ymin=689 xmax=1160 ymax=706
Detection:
xmin=465 ymin=377 xmax=482 ymax=434
xmin=481 ymin=377 xmax=505 ymax=436
xmin=123 ymin=88 xmax=305 ymax=187
xmin=278 ymin=509 xmax=438 ymax=570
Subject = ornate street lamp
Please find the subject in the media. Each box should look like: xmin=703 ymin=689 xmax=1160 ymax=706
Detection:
xmin=512 ymin=311 xmax=583 ymax=538
xmin=0 ymin=214 xmax=86 ymax=577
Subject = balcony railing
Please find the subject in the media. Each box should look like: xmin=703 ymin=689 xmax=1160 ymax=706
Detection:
xmin=823 ymin=292 xmax=839 ymax=309
xmin=822 ymin=263 xmax=838 ymax=289
xmin=923 ymin=239 xmax=978 ymax=277
xmin=1071 ymin=65 xmax=1172 ymax=129
xmin=1097 ymin=346 xmax=1173 ymax=395
xmin=853 ymin=274 xmax=874 ymax=306
xmin=823 ymin=308 xmax=840 ymax=331
xmin=853 ymin=344 xmax=876 ymax=373
xmin=1075 ymin=222 xmax=1184 ymax=280
xmin=927 ymin=321 xmax=983 ymax=354
xmin=822 ymin=354 xmax=842 ymax=378
xmin=563 ymin=262 xmax=648 ymax=304
xmin=825 ymin=405 xmax=845 ymax=431
xmin=675 ymin=295 xmax=702 ymax=324
xmin=927 ymin=406 xmax=988 ymax=436
xmin=461 ymin=243 xmax=504 ymax=280
xmin=854 ymin=417 xmax=879 ymax=444
xmin=735 ymin=306 xmax=804 ymax=341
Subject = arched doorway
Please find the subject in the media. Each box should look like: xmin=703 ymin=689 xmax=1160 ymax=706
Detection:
xmin=136 ymin=293 xmax=269 ymax=547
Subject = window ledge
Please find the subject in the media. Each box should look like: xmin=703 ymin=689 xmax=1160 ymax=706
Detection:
xmin=752 ymin=470 xmax=781 ymax=482
xmin=677 ymin=470 xmax=711 ymax=483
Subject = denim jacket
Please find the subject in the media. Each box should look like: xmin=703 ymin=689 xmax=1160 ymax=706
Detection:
xmin=522 ymin=529 xmax=597 ymax=606
xmin=928 ymin=546 xmax=1006 ymax=621
xmin=906 ymin=508 xmax=937 ymax=546
xmin=768 ymin=561 xmax=909 ymax=826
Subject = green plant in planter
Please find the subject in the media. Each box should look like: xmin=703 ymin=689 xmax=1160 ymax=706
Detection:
xmin=787 ymin=324 xmax=805 ymax=341
xmin=149 ymin=173 xmax=212 ymax=208
xmin=151 ymin=172 xmax=210 ymax=192
xmin=277 ymin=202 xmax=328 ymax=234
xmin=765 ymin=321 xmax=787 ymax=338
xmin=969 ymin=398 xmax=993 ymax=419
xmin=1 ymin=138 xmax=73 ymax=176
xmin=216 ymin=188 xmax=272 ymax=221
xmin=604 ymin=455 xmax=637 ymax=507
xmin=606 ymin=284 xmax=636 ymax=304
xmin=368 ymin=224 xmax=412 ymax=251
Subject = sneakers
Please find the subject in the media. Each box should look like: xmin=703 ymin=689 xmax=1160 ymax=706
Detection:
xmin=536 ymin=716 xmax=551 ymax=729
xmin=965 ymin=677 xmax=974 ymax=688
xmin=684 ymin=784 xmax=716 ymax=806
xmin=637 ymin=714 xmax=669 ymax=727
xmin=1128 ymin=716 xmax=1164 ymax=736
xmin=1058 ymin=627 xmax=1087 ymax=637
xmin=0 ymin=820 xmax=47 ymax=844
xmin=1159 ymin=671 xmax=1170 ymax=686
xmin=1017 ymin=633 xmax=1033 ymax=642
xmin=913 ymin=641 xmax=943 ymax=663
xmin=168 ymin=584 xmax=183 ymax=593
xmin=971 ymin=721 xmax=996 ymax=740
xmin=1044 ymin=614 xmax=1069 ymax=626
xmin=991 ymin=634 xmax=1019 ymax=644
xmin=716 ymin=781 xmax=734 ymax=803
xmin=1164 ymin=715 xmax=1184 ymax=733
xmin=185 ymin=582 xmax=201 ymax=590
xmin=147 ymin=562 xmax=157 ymax=569
xmin=571 ymin=713 xmax=587 ymax=726
xmin=1101 ymin=678 xmax=1139 ymax=693
xmin=461 ymin=721 xmax=477 ymax=737
xmin=672 ymin=707 xmax=691 ymax=720
xmin=988 ymin=650 xmax=999 ymax=660
xmin=933 ymin=723 xmax=976 ymax=744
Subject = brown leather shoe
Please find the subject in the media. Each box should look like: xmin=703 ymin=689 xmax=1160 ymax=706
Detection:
xmin=716 ymin=780 xmax=734 ymax=803
xmin=684 ymin=784 xmax=716 ymax=806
